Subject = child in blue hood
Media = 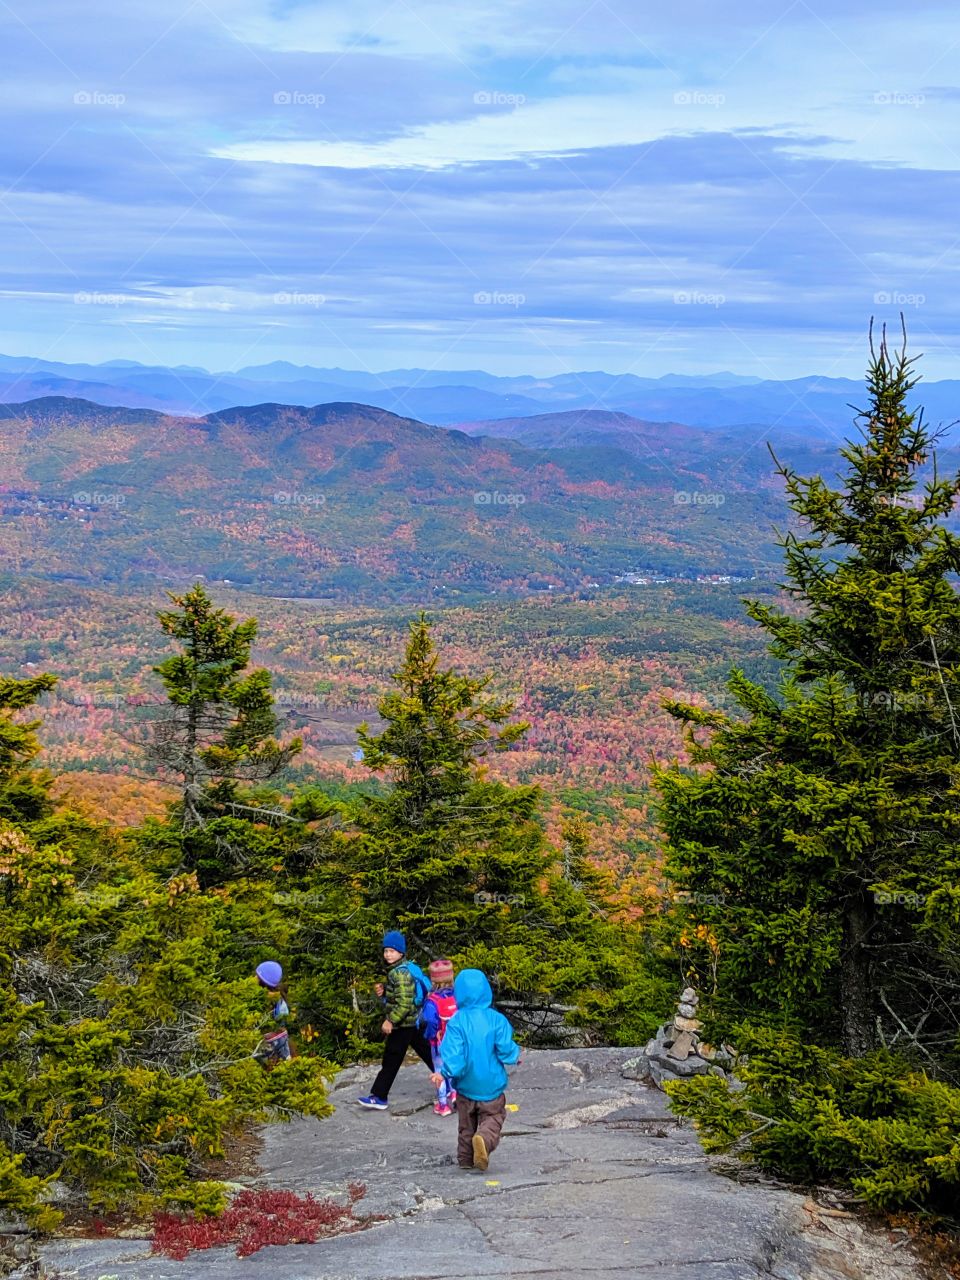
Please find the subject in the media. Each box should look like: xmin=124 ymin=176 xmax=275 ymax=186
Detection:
xmin=431 ymin=968 xmax=521 ymax=1171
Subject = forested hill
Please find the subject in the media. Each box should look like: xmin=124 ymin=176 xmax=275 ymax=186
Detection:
xmin=452 ymin=407 xmax=834 ymax=473
xmin=0 ymin=393 xmax=816 ymax=599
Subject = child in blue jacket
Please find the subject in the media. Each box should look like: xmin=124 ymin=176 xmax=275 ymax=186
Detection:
xmin=432 ymin=968 xmax=521 ymax=1171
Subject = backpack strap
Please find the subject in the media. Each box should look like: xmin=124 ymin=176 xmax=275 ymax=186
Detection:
xmin=398 ymin=960 xmax=429 ymax=1006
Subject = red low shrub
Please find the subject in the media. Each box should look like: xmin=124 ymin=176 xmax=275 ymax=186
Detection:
xmin=152 ymin=1183 xmax=370 ymax=1259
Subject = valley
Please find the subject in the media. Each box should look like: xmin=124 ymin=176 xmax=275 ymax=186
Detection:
xmin=3 ymin=388 xmax=952 ymax=892
xmin=2 ymin=576 xmax=779 ymax=892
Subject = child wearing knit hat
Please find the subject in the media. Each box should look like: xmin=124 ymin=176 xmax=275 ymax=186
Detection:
xmin=254 ymin=959 xmax=292 ymax=1067
xmin=420 ymin=959 xmax=458 ymax=1115
xmin=357 ymin=931 xmax=434 ymax=1109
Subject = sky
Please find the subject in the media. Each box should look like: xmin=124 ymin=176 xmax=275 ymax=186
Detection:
xmin=1 ymin=0 xmax=959 ymax=378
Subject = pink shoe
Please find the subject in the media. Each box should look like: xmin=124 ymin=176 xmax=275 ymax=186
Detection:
xmin=438 ymin=1105 xmax=454 ymax=1116
xmin=449 ymin=1091 xmax=457 ymax=1105
xmin=433 ymin=1101 xmax=444 ymax=1114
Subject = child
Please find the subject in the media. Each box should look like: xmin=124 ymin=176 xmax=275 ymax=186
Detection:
xmin=357 ymin=930 xmax=432 ymax=1109
xmin=419 ymin=958 xmax=458 ymax=1116
xmin=254 ymin=959 xmax=292 ymax=1067
xmin=433 ymin=968 xmax=521 ymax=1171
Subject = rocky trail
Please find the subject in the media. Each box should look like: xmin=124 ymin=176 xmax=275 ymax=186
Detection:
xmin=30 ymin=1048 xmax=926 ymax=1280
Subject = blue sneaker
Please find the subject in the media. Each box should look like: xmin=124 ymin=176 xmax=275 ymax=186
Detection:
xmin=356 ymin=1095 xmax=388 ymax=1110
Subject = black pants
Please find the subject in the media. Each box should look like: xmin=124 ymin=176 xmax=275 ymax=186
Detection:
xmin=371 ymin=1024 xmax=434 ymax=1099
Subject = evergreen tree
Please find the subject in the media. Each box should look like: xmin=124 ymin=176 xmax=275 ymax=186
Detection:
xmin=339 ymin=616 xmax=668 ymax=1044
xmin=655 ymin=325 xmax=960 ymax=1060
xmin=0 ymin=662 xmax=333 ymax=1222
xmin=147 ymin=585 xmax=301 ymax=880
xmin=0 ymin=673 xmax=57 ymax=824
xmin=353 ymin=614 xmax=547 ymax=958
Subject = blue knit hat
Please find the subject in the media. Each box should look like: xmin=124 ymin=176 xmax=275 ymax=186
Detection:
xmin=256 ymin=960 xmax=283 ymax=988
xmin=382 ymin=930 xmax=406 ymax=953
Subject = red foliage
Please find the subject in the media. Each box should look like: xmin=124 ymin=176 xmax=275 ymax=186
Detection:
xmin=152 ymin=1185 xmax=370 ymax=1260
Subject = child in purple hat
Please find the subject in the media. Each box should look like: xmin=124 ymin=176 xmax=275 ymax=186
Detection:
xmin=255 ymin=959 xmax=292 ymax=1066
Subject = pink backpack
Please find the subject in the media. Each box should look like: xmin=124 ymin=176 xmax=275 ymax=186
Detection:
xmin=427 ymin=990 xmax=458 ymax=1045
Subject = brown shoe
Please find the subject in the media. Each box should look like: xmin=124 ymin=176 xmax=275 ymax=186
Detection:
xmin=471 ymin=1134 xmax=489 ymax=1171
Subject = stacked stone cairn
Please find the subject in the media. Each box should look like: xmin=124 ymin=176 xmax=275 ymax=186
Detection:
xmin=621 ymin=987 xmax=740 ymax=1089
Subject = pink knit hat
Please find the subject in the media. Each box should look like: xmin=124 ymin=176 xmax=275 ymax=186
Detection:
xmin=428 ymin=958 xmax=455 ymax=981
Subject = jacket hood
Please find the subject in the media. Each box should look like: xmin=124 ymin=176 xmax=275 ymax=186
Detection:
xmin=453 ymin=968 xmax=492 ymax=1009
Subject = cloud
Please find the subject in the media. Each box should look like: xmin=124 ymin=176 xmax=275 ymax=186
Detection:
xmin=0 ymin=0 xmax=959 ymax=374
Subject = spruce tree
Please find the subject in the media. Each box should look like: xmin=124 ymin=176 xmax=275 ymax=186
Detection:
xmin=0 ymin=673 xmax=57 ymax=824
xmin=147 ymin=585 xmax=301 ymax=878
xmin=353 ymin=614 xmax=546 ymax=957
xmin=346 ymin=617 xmax=643 ymax=1033
xmin=656 ymin=325 xmax=960 ymax=1060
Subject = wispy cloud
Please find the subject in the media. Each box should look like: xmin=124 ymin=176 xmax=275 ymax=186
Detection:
xmin=0 ymin=0 xmax=958 ymax=374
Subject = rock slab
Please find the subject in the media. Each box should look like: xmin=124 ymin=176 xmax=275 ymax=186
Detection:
xmin=29 ymin=1048 xmax=923 ymax=1280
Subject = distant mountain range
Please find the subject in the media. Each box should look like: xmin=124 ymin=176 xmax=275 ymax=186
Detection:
xmin=0 ymin=394 xmax=843 ymax=600
xmin=1 ymin=354 xmax=957 ymax=437
xmin=452 ymin=408 xmax=832 ymax=472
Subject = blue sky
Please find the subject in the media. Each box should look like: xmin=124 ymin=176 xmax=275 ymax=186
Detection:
xmin=1 ymin=0 xmax=959 ymax=377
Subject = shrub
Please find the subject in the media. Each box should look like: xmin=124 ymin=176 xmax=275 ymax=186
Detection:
xmin=0 ymin=817 xmax=334 ymax=1224
xmin=152 ymin=1184 xmax=372 ymax=1259
xmin=666 ymin=1028 xmax=960 ymax=1217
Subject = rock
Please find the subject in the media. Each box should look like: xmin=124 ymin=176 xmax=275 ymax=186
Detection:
xmin=330 ymin=1063 xmax=366 ymax=1090
xmin=647 ymin=1041 xmax=715 ymax=1078
xmin=647 ymin=1056 xmax=668 ymax=1088
xmin=620 ymin=1054 xmax=650 ymax=1081
xmin=29 ymin=1047 xmax=923 ymax=1280
xmin=699 ymin=1042 xmax=717 ymax=1060
xmin=674 ymin=1014 xmax=701 ymax=1032
xmin=666 ymin=1030 xmax=696 ymax=1060
xmin=670 ymin=1054 xmax=716 ymax=1077
xmin=38 ymin=1179 xmax=76 ymax=1206
xmin=681 ymin=986 xmax=698 ymax=1004
xmin=677 ymin=1002 xmax=698 ymax=1018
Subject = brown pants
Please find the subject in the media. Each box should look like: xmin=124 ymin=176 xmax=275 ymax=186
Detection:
xmin=456 ymin=1093 xmax=507 ymax=1167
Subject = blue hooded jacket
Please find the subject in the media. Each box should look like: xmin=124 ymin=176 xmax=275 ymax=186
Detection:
xmin=440 ymin=969 xmax=521 ymax=1103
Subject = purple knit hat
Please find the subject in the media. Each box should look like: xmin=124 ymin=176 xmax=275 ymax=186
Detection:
xmin=256 ymin=960 xmax=283 ymax=988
